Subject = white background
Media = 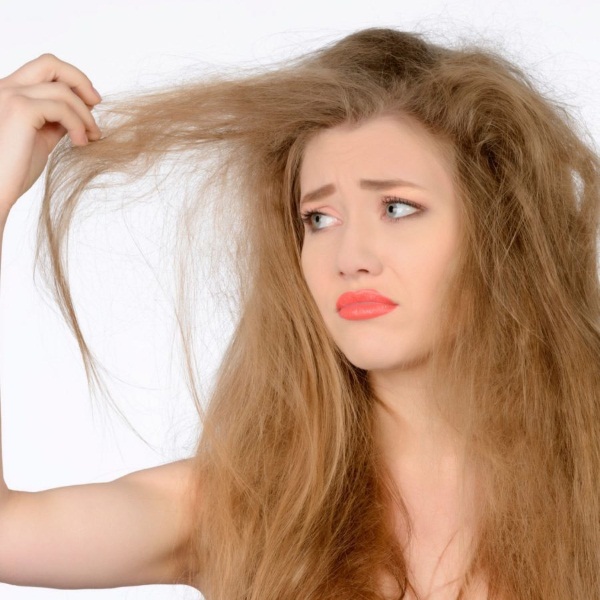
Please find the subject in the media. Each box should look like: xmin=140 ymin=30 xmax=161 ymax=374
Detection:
xmin=0 ymin=0 xmax=599 ymax=598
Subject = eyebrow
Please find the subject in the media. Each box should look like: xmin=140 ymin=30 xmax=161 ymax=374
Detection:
xmin=299 ymin=178 xmax=425 ymax=207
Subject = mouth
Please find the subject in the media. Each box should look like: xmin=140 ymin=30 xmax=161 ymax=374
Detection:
xmin=336 ymin=289 xmax=398 ymax=321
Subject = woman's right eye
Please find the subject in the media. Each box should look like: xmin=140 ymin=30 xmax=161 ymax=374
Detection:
xmin=300 ymin=210 xmax=337 ymax=232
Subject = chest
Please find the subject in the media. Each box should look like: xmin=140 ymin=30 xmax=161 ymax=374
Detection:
xmin=377 ymin=521 xmax=488 ymax=600
xmin=382 ymin=467 xmax=487 ymax=599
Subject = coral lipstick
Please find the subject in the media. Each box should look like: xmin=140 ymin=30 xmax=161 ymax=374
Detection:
xmin=336 ymin=289 xmax=398 ymax=321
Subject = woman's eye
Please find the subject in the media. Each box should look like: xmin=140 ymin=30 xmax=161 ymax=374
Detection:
xmin=301 ymin=211 xmax=337 ymax=231
xmin=383 ymin=198 xmax=420 ymax=220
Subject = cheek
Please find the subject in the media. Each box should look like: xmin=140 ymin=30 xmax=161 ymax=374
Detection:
xmin=394 ymin=227 xmax=457 ymax=310
xmin=414 ymin=241 xmax=458 ymax=312
xmin=301 ymin=245 xmax=333 ymax=318
xmin=300 ymin=247 xmax=320 ymax=300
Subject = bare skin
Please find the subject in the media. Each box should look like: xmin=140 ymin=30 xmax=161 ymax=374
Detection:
xmin=300 ymin=116 xmax=484 ymax=598
xmin=374 ymin=367 xmax=482 ymax=598
xmin=0 ymin=58 xmax=481 ymax=598
xmin=0 ymin=55 xmax=200 ymax=590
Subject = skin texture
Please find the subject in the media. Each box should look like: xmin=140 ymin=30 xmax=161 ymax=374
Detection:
xmin=299 ymin=115 xmax=481 ymax=598
xmin=299 ymin=114 xmax=461 ymax=456
xmin=0 ymin=53 xmax=101 ymax=215
xmin=0 ymin=56 xmax=477 ymax=595
xmin=0 ymin=54 xmax=198 ymax=591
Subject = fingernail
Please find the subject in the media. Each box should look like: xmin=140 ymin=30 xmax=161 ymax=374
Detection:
xmin=92 ymin=86 xmax=102 ymax=101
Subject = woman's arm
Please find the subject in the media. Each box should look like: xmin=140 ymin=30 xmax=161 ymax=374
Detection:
xmin=0 ymin=215 xmax=9 ymax=507
xmin=0 ymin=55 xmax=200 ymax=591
xmin=0 ymin=459 xmax=198 ymax=589
xmin=0 ymin=212 xmax=198 ymax=589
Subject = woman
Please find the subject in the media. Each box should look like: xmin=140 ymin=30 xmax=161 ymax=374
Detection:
xmin=0 ymin=28 xmax=598 ymax=600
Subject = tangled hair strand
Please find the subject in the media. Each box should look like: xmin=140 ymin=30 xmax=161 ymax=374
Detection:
xmin=37 ymin=28 xmax=600 ymax=599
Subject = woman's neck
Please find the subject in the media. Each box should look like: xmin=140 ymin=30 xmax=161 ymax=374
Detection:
xmin=369 ymin=365 xmax=465 ymax=469
xmin=371 ymin=366 xmax=482 ymax=600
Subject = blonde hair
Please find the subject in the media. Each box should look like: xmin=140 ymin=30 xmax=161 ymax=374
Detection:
xmin=38 ymin=28 xmax=600 ymax=599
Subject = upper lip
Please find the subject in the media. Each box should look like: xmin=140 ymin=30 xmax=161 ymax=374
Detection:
xmin=336 ymin=289 xmax=397 ymax=311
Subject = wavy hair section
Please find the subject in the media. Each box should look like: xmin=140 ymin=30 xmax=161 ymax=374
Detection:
xmin=37 ymin=29 xmax=600 ymax=599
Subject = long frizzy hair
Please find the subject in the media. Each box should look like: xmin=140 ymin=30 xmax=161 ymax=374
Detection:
xmin=37 ymin=28 xmax=600 ymax=599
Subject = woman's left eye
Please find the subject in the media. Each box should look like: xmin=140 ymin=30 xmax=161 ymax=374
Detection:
xmin=382 ymin=197 xmax=421 ymax=220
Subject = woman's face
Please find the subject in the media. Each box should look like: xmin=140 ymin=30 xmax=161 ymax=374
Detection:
xmin=299 ymin=114 xmax=460 ymax=372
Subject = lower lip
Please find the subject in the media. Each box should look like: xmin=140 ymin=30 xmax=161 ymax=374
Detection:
xmin=338 ymin=302 xmax=397 ymax=321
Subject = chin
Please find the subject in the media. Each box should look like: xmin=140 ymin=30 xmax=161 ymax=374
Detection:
xmin=338 ymin=345 xmax=432 ymax=373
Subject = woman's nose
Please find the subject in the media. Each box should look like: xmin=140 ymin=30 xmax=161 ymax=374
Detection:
xmin=335 ymin=218 xmax=383 ymax=277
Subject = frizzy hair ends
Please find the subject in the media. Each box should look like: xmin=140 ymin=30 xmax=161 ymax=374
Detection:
xmin=39 ymin=29 xmax=600 ymax=599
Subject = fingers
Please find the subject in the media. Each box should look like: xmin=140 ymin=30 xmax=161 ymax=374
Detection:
xmin=10 ymin=81 xmax=102 ymax=141
xmin=0 ymin=54 xmax=102 ymax=147
xmin=1 ymin=53 xmax=101 ymax=110
xmin=0 ymin=54 xmax=103 ymax=211
xmin=30 ymin=98 xmax=94 ymax=146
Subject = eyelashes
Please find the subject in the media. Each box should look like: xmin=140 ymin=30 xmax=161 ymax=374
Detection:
xmin=300 ymin=210 xmax=336 ymax=231
xmin=300 ymin=196 xmax=423 ymax=232
xmin=381 ymin=196 xmax=422 ymax=220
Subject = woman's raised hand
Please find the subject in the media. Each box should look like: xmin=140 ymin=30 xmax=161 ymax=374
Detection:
xmin=0 ymin=54 xmax=102 ymax=218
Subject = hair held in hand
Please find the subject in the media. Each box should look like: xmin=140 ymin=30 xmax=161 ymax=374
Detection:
xmin=37 ymin=28 xmax=600 ymax=599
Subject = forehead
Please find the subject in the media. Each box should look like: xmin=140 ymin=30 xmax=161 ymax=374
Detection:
xmin=299 ymin=114 xmax=454 ymax=193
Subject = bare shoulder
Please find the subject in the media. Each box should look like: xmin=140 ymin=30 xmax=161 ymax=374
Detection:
xmin=118 ymin=457 xmax=198 ymax=499
xmin=0 ymin=458 xmax=201 ymax=590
